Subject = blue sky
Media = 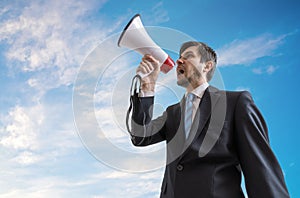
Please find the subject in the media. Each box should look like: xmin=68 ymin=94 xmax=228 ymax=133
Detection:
xmin=0 ymin=0 xmax=299 ymax=197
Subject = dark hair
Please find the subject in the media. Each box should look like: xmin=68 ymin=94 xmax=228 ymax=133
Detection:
xmin=180 ymin=41 xmax=217 ymax=82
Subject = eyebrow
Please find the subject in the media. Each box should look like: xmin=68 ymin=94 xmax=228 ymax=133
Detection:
xmin=180 ymin=51 xmax=195 ymax=58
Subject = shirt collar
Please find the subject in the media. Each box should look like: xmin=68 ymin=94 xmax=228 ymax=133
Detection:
xmin=185 ymin=82 xmax=209 ymax=99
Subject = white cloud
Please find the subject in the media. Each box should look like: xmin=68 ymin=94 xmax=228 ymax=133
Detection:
xmin=88 ymin=169 xmax=163 ymax=198
xmin=12 ymin=151 xmax=42 ymax=165
xmin=235 ymin=87 xmax=251 ymax=92
xmin=289 ymin=162 xmax=295 ymax=167
xmin=266 ymin=65 xmax=278 ymax=74
xmin=133 ymin=1 xmax=170 ymax=26
xmin=148 ymin=2 xmax=170 ymax=24
xmin=0 ymin=0 xmax=123 ymax=96
xmin=217 ymin=33 xmax=286 ymax=67
xmin=0 ymin=160 xmax=164 ymax=198
xmin=252 ymin=65 xmax=278 ymax=75
xmin=0 ymin=105 xmax=44 ymax=151
xmin=0 ymin=1 xmax=180 ymax=197
xmin=252 ymin=68 xmax=263 ymax=75
xmin=0 ymin=101 xmax=92 ymax=197
xmin=0 ymin=101 xmax=82 ymax=167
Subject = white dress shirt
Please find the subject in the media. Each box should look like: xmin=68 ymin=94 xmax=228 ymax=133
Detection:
xmin=185 ymin=82 xmax=209 ymax=121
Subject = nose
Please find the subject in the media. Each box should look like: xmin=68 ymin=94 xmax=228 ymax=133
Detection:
xmin=176 ymin=58 xmax=184 ymax=65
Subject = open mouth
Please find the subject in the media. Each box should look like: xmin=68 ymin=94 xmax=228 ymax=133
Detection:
xmin=177 ymin=66 xmax=185 ymax=74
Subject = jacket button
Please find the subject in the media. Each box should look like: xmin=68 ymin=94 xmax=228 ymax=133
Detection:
xmin=177 ymin=164 xmax=184 ymax=171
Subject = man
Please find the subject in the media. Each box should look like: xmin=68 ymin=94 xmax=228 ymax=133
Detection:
xmin=130 ymin=41 xmax=289 ymax=198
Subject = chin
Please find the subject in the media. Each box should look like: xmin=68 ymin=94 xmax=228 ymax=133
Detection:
xmin=177 ymin=78 xmax=189 ymax=87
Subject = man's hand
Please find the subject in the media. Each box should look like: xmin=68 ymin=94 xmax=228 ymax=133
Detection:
xmin=136 ymin=54 xmax=160 ymax=92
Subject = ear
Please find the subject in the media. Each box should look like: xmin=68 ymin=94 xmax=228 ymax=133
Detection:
xmin=203 ymin=61 xmax=213 ymax=73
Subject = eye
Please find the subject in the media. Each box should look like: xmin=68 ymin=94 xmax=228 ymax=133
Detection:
xmin=183 ymin=53 xmax=194 ymax=60
xmin=186 ymin=54 xmax=193 ymax=58
xmin=179 ymin=52 xmax=195 ymax=60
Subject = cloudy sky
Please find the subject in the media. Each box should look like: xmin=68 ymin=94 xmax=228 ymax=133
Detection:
xmin=0 ymin=0 xmax=299 ymax=197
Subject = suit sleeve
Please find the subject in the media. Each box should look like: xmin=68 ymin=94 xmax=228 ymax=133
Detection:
xmin=130 ymin=93 xmax=167 ymax=146
xmin=234 ymin=91 xmax=290 ymax=198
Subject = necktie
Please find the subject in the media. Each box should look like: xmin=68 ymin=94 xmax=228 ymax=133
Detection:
xmin=184 ymin=93 xmax=195 ymax=139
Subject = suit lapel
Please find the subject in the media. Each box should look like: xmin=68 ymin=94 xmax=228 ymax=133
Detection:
xmin=198 ymin=87 xmax=227 ymax=157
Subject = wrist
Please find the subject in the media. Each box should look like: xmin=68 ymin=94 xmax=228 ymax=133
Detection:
xmin=141 ymin=82 xmax=156 ymax=92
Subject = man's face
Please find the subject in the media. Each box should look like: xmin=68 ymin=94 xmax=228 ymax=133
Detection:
xmin=176 ymin=45 xmax=205 ymax=88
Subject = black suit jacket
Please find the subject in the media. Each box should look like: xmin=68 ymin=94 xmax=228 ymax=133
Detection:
xmin=131 ymin=86 xmax=289 ymax=198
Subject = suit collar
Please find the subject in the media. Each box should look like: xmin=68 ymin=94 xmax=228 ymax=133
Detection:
xmin=185 ymin=82 xmax=209 ymax=99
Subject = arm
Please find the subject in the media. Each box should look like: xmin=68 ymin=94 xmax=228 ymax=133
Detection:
xmin=235 ymin=91 xmax=289 ymax=198
xmin=130 ymin=93 xmax=167 ymax=146
xmin=130 ymin=54 xmax=166 ymax=146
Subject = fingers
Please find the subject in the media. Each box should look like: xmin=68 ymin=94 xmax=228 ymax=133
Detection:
xmin=139 ymin=59 xmax=154 ymax=74
xmin=137 ymin=54 xmax=159 ymax=74
xmin=142 ymin=54 xmax=156 ymax=63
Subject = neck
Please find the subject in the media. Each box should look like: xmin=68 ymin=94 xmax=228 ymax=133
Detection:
xmin=186 ymin=79 xmax=207 ymax=92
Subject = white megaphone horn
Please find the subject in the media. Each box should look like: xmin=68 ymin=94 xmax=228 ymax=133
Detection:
xmin=118 ymin=14 xmax=175 ymax=78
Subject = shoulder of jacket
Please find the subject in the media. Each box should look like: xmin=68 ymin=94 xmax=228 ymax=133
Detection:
xmin=208 ymin=86 xmax=253 ymax=102
xmin=210 ymin=86 xmax=250 ymax=97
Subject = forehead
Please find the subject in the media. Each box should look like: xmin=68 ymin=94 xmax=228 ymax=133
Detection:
xmin=181 ymin=45 xmax=199 ymax=55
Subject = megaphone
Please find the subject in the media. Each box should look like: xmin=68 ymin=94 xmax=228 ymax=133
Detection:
xmin=118 ymin=14 xmax=175 ymax=78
